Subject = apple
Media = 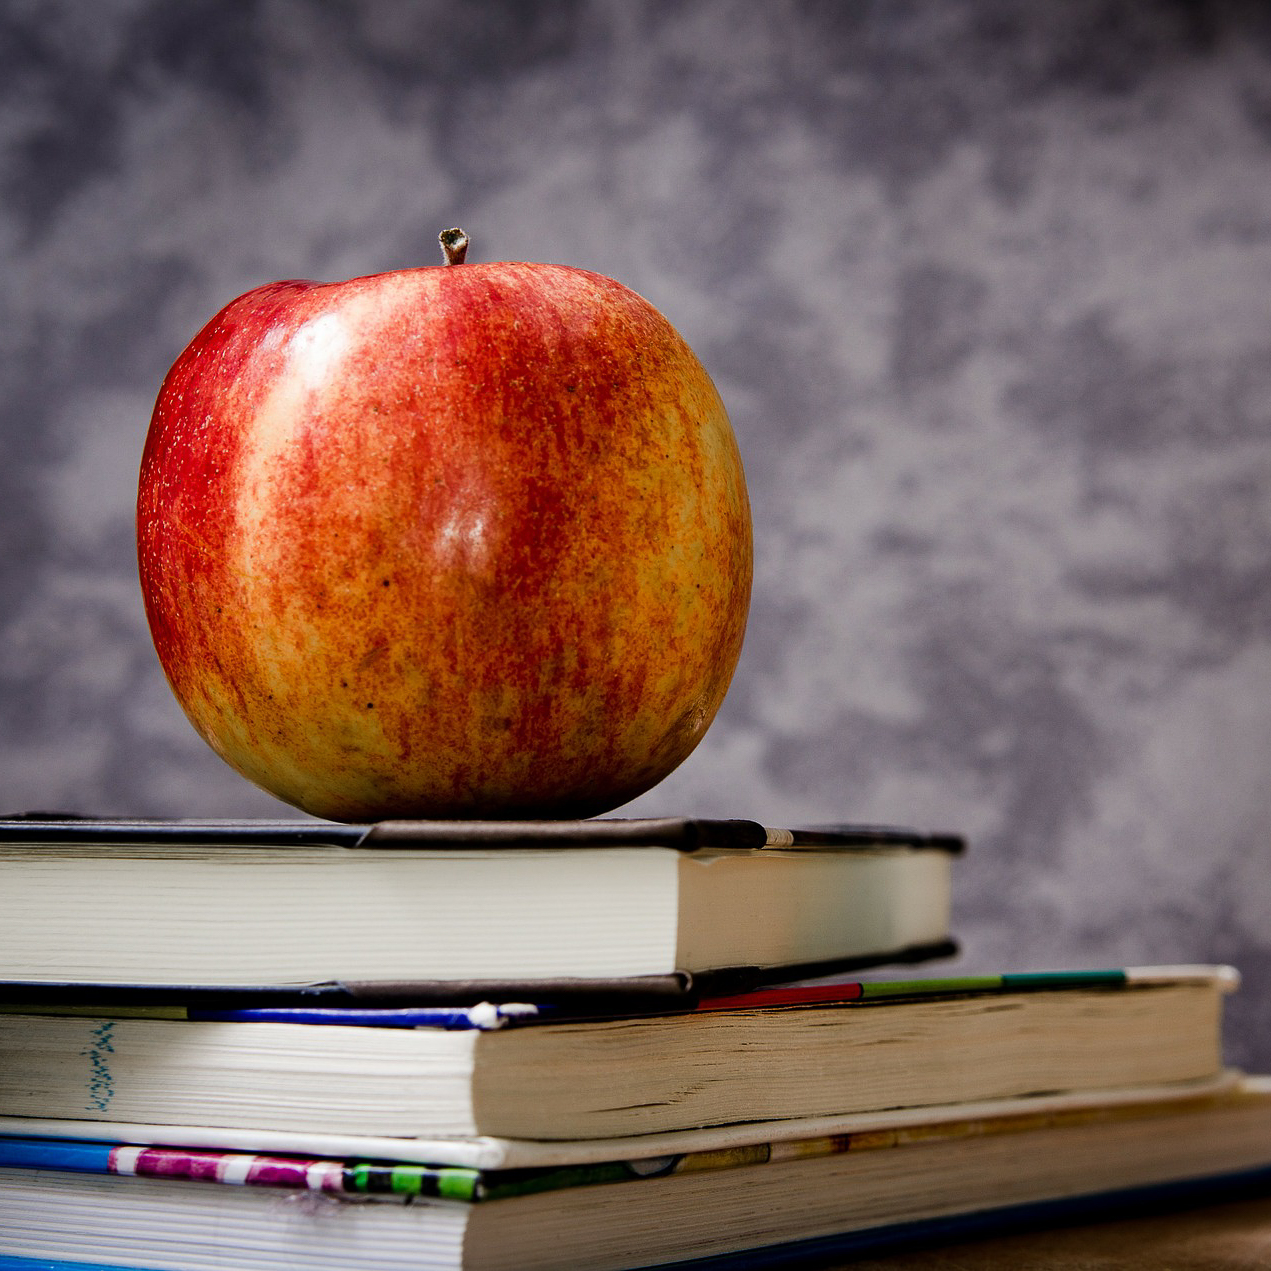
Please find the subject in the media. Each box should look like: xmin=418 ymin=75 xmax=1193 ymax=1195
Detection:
xmin=136 ymin=230 xmax=753 ymax=821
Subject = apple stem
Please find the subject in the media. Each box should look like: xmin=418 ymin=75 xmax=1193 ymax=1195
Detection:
xmin=439 ymin=228 xmax=470 ymax=265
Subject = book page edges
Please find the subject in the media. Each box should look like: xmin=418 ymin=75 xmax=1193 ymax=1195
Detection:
xmin=675 ymin=847 xmax=952 ymax=972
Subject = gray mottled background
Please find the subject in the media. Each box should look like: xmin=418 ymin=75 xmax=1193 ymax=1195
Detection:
xmin=4 ymin=1 xmax=1271 ymax=1064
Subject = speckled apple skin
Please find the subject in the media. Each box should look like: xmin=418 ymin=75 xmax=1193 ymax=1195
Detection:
xmin=136 ymin=261 xmax=752 ymax=820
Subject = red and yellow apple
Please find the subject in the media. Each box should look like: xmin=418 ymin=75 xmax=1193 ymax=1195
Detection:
xmin=136 ymin=231 xmax=752 ymax=820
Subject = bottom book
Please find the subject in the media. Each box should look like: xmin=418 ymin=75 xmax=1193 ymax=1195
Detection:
xmin=0 ymin=1076 xmax=1270 ymax=1270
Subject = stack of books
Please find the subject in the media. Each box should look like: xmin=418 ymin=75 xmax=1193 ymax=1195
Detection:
xmin=0 ymin=814 xmax=1268 ymax=1270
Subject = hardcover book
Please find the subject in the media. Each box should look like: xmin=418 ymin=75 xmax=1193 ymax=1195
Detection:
xmin=0 ymin=816 xmax=961 ymax=1000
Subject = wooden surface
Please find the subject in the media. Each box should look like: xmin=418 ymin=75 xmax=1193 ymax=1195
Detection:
xmin=828 ymin=1193 xmax=1271 ymax=1269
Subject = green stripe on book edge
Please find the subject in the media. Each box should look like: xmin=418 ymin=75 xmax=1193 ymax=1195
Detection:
xmin=858 ymin=976 xmax=1006 ymax=999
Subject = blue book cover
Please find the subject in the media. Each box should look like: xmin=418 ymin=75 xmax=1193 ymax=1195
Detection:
xmin=0 ymin=1262 xmax=143 ymax=1271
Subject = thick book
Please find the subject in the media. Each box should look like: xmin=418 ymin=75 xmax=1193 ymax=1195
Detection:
xmin=0 ymin=966 xmax=1235 ymax=1140
xmin=0 ymin=1077 xmax=1268 ymax=1270
xmin=0 ymin=816 xmax=961 ymax=999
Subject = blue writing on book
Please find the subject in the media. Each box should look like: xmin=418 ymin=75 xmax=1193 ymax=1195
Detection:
xmin=80 ymin=1021 xmax=115 ymax=1113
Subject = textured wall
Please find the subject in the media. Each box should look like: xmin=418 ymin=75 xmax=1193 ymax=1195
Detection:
xmin=4 ymin=2 xmax=1271 ymax=1063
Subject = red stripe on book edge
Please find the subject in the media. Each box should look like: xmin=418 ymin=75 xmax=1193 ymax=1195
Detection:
xmin=695 ymin=983 xmax=867 ymax=1011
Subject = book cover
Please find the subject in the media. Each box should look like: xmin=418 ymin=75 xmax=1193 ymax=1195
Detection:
xmin=0 ymin=813 xmax=966 ymax=852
